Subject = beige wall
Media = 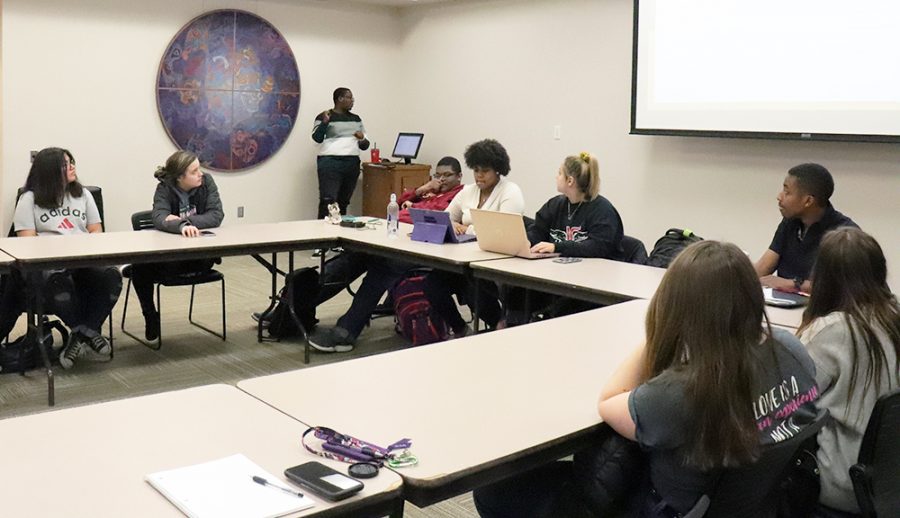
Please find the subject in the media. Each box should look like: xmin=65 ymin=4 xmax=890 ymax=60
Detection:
xmin=1 ymin=0 xmax=402 ymax=230
xmin=2 ymin=0 xmax=897 ymax=286
xmin=398 ymin=0 xmax=899 ymax=287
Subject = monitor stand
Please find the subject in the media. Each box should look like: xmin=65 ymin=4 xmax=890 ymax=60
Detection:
xmin=403 ymin=158 xmax=412 ymax=165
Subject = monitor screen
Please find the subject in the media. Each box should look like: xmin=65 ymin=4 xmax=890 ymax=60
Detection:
xmin=391 ymin=133 xmax=424 ymax=164
xmin=632 ymin=0 xmax=900 ymax=143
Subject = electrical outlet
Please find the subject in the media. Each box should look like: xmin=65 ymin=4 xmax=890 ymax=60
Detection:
xmin=237 ymin=206 xmax=244 ymax=218
xmin=30 ymin=150 xmax=38 ymax=162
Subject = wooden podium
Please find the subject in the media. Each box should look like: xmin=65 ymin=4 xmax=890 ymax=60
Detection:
xmin=361 ymin=162 xmax=431 ymax=218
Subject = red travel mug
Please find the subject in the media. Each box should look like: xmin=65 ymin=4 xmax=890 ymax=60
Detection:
xmin=371 ymin=146 xmax=380 ymax=163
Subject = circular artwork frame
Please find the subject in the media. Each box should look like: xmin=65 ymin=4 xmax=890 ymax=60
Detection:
xmin=156 ymin=9 xmax=300 ymax=172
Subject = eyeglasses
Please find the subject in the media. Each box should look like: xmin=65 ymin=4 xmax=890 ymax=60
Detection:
xmin=432 ymin=172 xmax=458 ymax=179
xmin=64 ymin=159 xmax=76 ymax=169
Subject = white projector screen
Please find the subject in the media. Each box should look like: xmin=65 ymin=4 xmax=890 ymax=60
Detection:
xmin=632 ymin=0 xmax=900 ymax=142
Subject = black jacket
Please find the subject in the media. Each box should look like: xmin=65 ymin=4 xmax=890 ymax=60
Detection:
xmin=151 ymin=174 xmax=224 ymax=233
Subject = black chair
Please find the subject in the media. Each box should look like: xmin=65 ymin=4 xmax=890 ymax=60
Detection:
xmin=620 ymin=235 xmax=648 ymax=265
xmin=686 ymin=409 xmax=829 ymax=518
xmin=851 ymin=388 xmax=900 ymax=517
xmin=120 ymin=210 xmax=226 ymax=350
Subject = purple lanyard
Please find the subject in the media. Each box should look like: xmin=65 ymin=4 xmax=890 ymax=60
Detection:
xmin=302 ymin=426 xmax=412 ymax=465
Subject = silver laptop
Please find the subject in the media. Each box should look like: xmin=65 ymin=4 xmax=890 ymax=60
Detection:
xmin=469 ymin=209 xmax=560 ymax=259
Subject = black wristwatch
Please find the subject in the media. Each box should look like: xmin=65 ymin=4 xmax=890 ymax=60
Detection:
xmin=793 ymin=277 xmax=804 ymax=290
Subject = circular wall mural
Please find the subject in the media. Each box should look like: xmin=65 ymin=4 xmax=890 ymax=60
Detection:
xmin=157 ymin=10 xmax=300 ymax=171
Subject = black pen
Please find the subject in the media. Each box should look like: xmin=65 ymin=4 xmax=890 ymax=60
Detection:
xmin=252 ymin=475 xmax=304 ymax=498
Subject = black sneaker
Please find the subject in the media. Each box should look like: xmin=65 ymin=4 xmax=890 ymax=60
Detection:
xmin=83 ymin=334 xmax=112 ymax=361
xmin=251 ymin=312 xmax=271 ymax=329
xmin=59 ymin=334 xmax=86 ymax=369
xmin=308 ymin=326 xmax=355 ymax=353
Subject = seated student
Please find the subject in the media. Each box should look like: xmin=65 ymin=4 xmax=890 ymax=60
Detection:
xmin=306 ymin=156 xmax=467 ymax=352
xmin=755 ymin=163 xmax=857 ymax=293
xmin=398 ymin=156 xmax=464 ymax=224
xmin=527 ymin=151 xmax=623 ymax=258
xmin=310 ymin=156 xmax=465 ymax=305
xmin=425 ymin=139 xmax=524 ymax=334
xmin=130 ymin=150 xmax=224 ymax=340
xmin=13 ymin=147 xmax=122 ymax=369
xmin=797 ymin=228 xmax=900 ymax=517
xmin=474 ymin=241 xmax=820 ymax=518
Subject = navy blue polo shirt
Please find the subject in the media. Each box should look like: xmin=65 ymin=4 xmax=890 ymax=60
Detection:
xmin=769 ymin=204 xmax=858 ymax=281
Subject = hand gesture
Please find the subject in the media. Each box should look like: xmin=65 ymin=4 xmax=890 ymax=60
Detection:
xmin=181 ymin=224 xmax=201 ymax=238
xmin=419 ymin=177 xmax=442 ymax=194
xmin=452 ymin=222 xmax=469 ymax=235
xmin=401 ymin=200 xmax=413 ymax=209
xmin=164 ymin=214 xmax=181 ymax=222
xmin=353 ymin=131 xmax=365 ymax=140
xmin=530 ymin=242 xmax=556 ymax=254
xmin=760 ymin=275 xmax=796 ymax=292
xmin=321 ymin=110 xmax=332 ymax=123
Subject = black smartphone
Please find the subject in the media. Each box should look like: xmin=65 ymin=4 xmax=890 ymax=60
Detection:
xmin=284 ymin=461 xmax=364 ymax=501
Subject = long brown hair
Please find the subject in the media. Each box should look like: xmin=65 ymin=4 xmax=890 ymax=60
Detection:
xmin=24 ymin=147 xmax=84 ymax=209
xmin=799 ymin=228 xmax=900 ymax=420
xmin=645 ymin=240 xmax=769 ymax=469
xmin=154 ymin=150 xmax=198 ymax=185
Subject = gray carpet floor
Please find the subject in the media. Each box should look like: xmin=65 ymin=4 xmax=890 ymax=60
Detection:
xmin=0 ymin=254 xmax=477 ymax=517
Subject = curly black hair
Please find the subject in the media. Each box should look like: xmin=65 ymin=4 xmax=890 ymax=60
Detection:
xmin=464 ymin=139 xmax=510 ymax=176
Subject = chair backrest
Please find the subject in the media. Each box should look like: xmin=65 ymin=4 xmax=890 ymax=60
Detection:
xmin=9 ymin=185 xmax=105 ymax=236
xmin=130 ymin=210 xmax=154 ymax=231
xmin=851 ymin=388 xmax=900 ymax=518
xmin=620 ymin=235 xmax=648 ymax=265
xmin=704 ymin=409 xmax=829 ymax=518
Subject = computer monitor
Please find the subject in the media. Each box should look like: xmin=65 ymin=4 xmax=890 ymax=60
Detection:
xmin=391 ymin=132 xmax=424 ymax=164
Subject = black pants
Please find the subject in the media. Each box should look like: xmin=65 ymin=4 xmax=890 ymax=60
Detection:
xmin=41 ymin=267 xmax=121 ymax=337
xmin=423 ymin=271 xmax=502 ymax=331
xmin=474 ymin=462 xmax=600 ymax=518
xmin=131 ymin=259 xmax=216 ymax=317
xmin=336 ymin=257 xmax=412 ymax=339
xmin=0 ymin=273 xmax=24 ymax=337
xmin=317 ymin=156 xmax=360 ymax=218
xmin=316 ymin=252 xmax=369 ymax=306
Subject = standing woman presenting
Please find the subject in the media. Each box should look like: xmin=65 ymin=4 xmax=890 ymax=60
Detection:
xmin=311 ymin=87 xmax=369 ymax=220
xmin=130 ymin=150 xmax=224 ymax=341
xmin=13 ymin=147 xmax=122 ymax=369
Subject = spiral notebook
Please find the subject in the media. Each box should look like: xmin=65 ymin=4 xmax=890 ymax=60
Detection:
xmin=146 ymin=453 xmax=315 ymax=518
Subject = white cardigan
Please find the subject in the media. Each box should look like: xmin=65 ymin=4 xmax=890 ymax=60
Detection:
xmin=446 ymin=176 xmax=525 ymax=232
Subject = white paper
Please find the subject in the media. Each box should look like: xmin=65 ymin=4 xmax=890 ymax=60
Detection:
xmin=146 ymin=454 xmax=314 ymax=518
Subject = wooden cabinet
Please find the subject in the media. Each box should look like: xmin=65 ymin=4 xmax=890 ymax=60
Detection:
xmin=361 ymin=163 xmax=431 ymax=218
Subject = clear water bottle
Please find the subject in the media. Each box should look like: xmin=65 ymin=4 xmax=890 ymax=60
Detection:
xmin=386 ymin=193 xmax=399 ymax=238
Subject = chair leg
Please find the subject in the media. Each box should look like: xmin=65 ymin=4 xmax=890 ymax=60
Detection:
xmin=187 ymin=280 xmax=226 ymax=341
xmin=120 ymin=277 xmax=161 ymax=351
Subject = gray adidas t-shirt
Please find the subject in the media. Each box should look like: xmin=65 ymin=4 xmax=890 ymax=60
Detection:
xmin=14 ymin=190 xmax=101 ymax=236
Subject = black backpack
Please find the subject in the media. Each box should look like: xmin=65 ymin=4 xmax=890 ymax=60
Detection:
xmin=0 ymin=320 xmax=68 ymax=374
xmin=264 ymin=267 xmax=320 ymax=339
xmin=646 ymin=228 xmax=703 ymax=269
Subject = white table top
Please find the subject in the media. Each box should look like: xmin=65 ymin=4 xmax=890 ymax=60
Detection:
xmin=0 ymin=220 xmax=340 ymax=268
xmin=239 ymin=299 xmax=649 ymax=499
xmin=472 ymin=257 xmax=667 ymax=303
xmin=765 ymin=305 xmax=804 ymax=329
xmin=336 ymin=222 xmax=509 ymax=268
xmin=0 ymin=384 xmax=402 ymax=517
